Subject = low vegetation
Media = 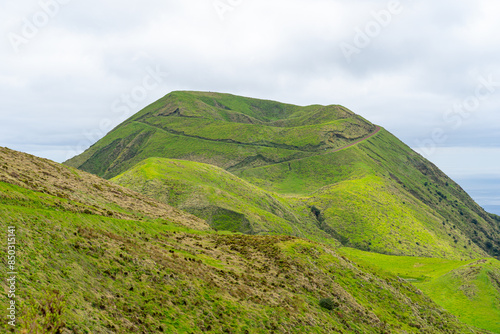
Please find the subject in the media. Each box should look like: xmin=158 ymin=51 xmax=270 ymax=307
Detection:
xmin=111 ymin=157 xmax=340 ymax=246
xmin=66 ymin=91 xmax=500 ymax=260
xmin=0 ymin=149 xmax=484 ymax=333
xmin=5 ymin=148 xmax=497 ymax=332
xmin=340 ymin=247 xmax=500 ymax=333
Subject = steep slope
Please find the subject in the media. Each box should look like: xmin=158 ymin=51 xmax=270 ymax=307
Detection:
xmin=0 ymin=148 xmax=483 ymax=333
xmin=237 ymin=129 xmax=496 ymax=259
xmin=110 ymin=157 xmax=339 ymax=246
xmin=66 ymin=91 xmax=500 ymax=260
xmin=65 ymin=91 xmax=376 ymax=179
xmin=0 ymin=147 xmax=207 ymax=230
xmin=340 ymin=248 xmax=500 ymax=333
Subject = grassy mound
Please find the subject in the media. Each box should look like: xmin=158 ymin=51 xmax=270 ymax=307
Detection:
xmin=111 ymin=157 xmax=342 ymax=246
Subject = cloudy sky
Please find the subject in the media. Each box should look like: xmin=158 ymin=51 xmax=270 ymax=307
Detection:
xmin=1 ymin=0 xmax=499 ymax=213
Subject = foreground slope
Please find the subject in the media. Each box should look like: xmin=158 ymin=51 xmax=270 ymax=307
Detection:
xmin=66 ymin=91 xmax=500 ymax=259
xmin=340 ymin=248 xmax=500 ymax=333
xmin=0 ymin=147 xmax=207 ymax=230
xmin=0 ymin=148 xmax=485 ymax=333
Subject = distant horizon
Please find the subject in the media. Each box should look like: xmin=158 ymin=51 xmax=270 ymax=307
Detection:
xmin=483 ymin=205 xmax=500 ymax=216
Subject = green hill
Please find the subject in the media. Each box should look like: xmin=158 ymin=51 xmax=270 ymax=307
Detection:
xmin=0 ymin=147 xmax=483 ymax=333
xmin=66 ymin=91 xmax=500 ymax=260
xmin=65 ymin=91 xmax=376 ymax=179
xmin=110 ymin=157 xmax=340 ymax=246
xmin=339 ymin=247 xmax=500 ymax=333
xmin=111 ymin=156 xmax=485 ymax=260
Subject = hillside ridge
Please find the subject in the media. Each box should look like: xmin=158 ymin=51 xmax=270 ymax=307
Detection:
xmin=0 ymin=146 xmax=207 ymax=230
xmin=65 ymin=91 xmax=500 ymax=261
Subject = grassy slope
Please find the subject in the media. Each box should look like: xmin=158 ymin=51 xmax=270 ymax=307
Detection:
xmin=236 ymin=129 xmax=499 ymax=259
xmin=65 ymin=91 xmax=500 ymax=260
xmin=62 ymin=91 xmax=499 ymax=330
xmin=304 ymin=174 xmax=480 ymax=259
xmin=112 ymin=155 xmax=485 ymax=260
xmin=0 ymin=150 xmax=482 ymax=333
xmin=65 ymin=91 xmax=375 ymax=179
xmin=0 ymin=147 xmax=207 ymax=230
xmin=358 ymin=130 xmax=500 ymax=259
xmin=111 ymin=158 xmax=339 ymax=246
xmin=339 ymin=247 xmax=500 ymax=333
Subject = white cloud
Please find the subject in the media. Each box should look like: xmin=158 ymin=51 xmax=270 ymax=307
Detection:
xmin=0 ymin=0 xmax=499 ymax=207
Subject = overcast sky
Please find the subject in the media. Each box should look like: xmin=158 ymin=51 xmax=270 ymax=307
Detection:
xmin=1 ymin=0 xmax=499 ymax=213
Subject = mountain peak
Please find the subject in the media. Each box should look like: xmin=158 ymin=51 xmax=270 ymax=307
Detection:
xmin=128 ymin=90 xmax=368 ymax=129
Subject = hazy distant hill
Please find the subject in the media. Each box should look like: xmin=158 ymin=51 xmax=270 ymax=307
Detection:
xmin=484 ymin=205 xmax=500 ymax=216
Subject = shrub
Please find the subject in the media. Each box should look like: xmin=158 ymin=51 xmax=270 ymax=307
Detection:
xmin=319 ymin=297 xmax=335 ymax=310
xmin=19 ymin=290 xmax=66 ymax=334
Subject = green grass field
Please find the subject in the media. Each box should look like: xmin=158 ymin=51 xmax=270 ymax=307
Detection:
xmin=339 ymin=247 xmax=500 ymax=333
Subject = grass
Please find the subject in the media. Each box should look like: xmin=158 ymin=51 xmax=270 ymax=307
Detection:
xmin=111 ymin=154 xmax=486 ymax=261
xmin=307 ymin=174 xmax=483 ymax=259
xmin=0 ymin=147 xmax=490 ymax=333
xmin=339 ymin=247 xmax=500 ymax=333
xmin=65 ymin=91 xmax=375 ymax=180
xmin=59 ymin=90 xmax=500 ymax=331
xmin=111 ymin=157 xmax=339 ymax=246
xmin=0 ymin=184 xmax=478 ymax=333
xmin=233 ymin=145 xmax=371 ymax=194
xmin=0 ymin=147 xmax=207 ymax=231
xmin=420 ymin=260 xmax=500 ymax=332
xmin=234 ymin=128 xmax=499 ymax=259
xmin=65 ymin=91 xmax=500 ymax=259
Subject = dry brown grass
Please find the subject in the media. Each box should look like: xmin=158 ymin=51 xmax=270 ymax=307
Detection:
xmin=0 ymin=146 xmax=208 ymax=230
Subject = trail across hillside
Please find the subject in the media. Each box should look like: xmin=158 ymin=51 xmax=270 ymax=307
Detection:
xmin=329 ymin=125 xmax=381 ymax=153
xmin=136 ymin=120 xmax=381 ymax=154
xmin=269 ymin=125 xmax=381 ymax=168
xmin=228 ymin=125 xmax=382 ymax=171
